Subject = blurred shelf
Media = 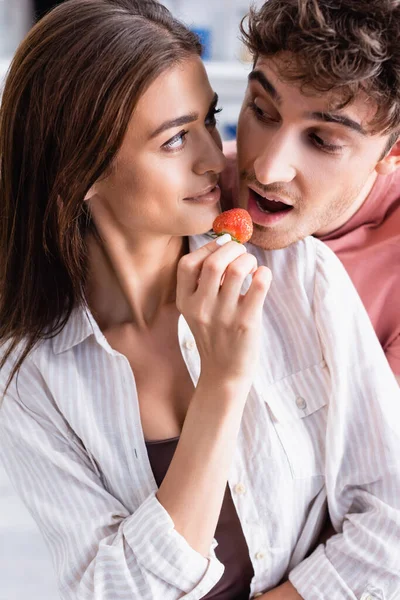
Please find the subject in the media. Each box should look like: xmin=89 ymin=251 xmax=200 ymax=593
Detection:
xmin=204 ymin=60 xmax=251 ymax=79
xmin=203 ymin=61 xmax=250 ymax=139
xmin=204 ymin=60 xmax=251 ymax=97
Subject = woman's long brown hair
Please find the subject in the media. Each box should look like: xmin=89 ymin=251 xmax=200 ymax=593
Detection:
xmin=0 ymin=0 xmax=201 ymax=394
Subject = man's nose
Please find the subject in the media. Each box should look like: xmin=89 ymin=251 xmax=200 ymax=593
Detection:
xmin=254 ymin=132 xmax=296 ymax=185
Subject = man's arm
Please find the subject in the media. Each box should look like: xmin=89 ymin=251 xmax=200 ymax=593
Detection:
xmin=288 ymin=242 xmax=400 ymax=599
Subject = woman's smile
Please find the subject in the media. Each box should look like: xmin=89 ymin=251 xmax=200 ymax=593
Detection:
xmin=183 ymin=183 xmax=221 ymax=204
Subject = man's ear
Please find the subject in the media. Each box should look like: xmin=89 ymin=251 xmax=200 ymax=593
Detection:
xmin=376 ymin=139 xmax=400 ymax=175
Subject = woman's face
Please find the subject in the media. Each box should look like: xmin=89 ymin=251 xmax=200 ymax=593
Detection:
xmin=90 ymin=56 xmax=226 ymax=240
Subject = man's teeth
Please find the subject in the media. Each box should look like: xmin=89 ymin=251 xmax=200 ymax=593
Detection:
xmin=256 ymin=196 xmax=291 ymax=213
xmin=256 ymin=199 xmax=268 ymax=213
xmin=256 ymin=198 xmax=278 ymax=213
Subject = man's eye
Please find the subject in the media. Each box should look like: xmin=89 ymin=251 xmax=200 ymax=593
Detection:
xmin=310 ymin=132 xmax=343 ymax=154
xmin=205 ymin=107 xmax=223 ymax=127
xmin=163 ymin=130 xmax=188 ymax=151
xmin=248 ymin=100 xmax=275 ymax=123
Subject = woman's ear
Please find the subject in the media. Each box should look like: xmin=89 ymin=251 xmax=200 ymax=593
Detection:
xmin=376 ymin=139 xmax=400 ymax=175
xmin=84 ymin=186 xmax=97 ymax=202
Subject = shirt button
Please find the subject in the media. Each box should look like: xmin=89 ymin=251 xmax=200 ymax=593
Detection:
xmin=184 ymin=339 xmax=195 ymax=350
xmin=296 ymin=396 xmax=307 ymax=410
xmin=234 ymin=482 xmax=246 ymax=495
xmin=255 ymin=550 xmax=266 ymax=560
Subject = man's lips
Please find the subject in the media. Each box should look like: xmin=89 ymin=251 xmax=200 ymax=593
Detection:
xmin=247 ymin=188 xmax=294 ymax=226
xmin=248 ymin=185 xmax=294 ymax=212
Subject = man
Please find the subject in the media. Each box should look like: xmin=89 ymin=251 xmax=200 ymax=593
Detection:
xmin=222 ymin=0 xmax=400 ymax=385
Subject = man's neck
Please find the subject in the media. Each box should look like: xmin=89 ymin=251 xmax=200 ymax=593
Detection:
xmin=315 ymin=171 xmax=378 ymax=238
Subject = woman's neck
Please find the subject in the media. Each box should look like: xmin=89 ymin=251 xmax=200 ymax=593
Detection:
xmin=85 ymin=229 xmax=187 ymax=331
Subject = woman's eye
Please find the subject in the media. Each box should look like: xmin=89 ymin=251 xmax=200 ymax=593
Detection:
xmin=310 ymin=132 xmax=343 ymax=154
xmin=163 ymin=130 xmax=188 ymax=151
xmin=205 ymin=107 xmax=223 ymax=128
xmin=162 ymin=107 xmax=223 ymax=151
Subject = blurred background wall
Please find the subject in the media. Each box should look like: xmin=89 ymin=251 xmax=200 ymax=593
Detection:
xmin=0 ymin=1 xmax=260 ymax=598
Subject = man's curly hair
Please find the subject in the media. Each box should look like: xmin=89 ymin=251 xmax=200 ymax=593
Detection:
xmin=241 ymin=0 xmax=400 ymax=137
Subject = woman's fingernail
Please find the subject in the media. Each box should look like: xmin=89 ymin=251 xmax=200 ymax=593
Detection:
xmin=215 ymin=233 xmax=232 ymax=246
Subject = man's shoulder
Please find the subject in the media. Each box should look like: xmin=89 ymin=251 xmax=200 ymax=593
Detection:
xmin=370 ymin=169 xmax=400 ymax=215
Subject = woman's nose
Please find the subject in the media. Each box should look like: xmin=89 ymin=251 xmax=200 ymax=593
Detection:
xmin=194 ymin=131 xmax=227 ymax=176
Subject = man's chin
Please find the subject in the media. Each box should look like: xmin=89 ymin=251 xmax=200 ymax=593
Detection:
xmin=249 ymin=225 xmax=299 ymax=250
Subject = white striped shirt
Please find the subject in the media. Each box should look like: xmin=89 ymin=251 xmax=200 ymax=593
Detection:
xmin=1 ymin=235 xmax=400 ymax=600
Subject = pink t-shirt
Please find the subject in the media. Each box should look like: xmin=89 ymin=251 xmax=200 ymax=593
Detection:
xmin=321 ymin=171 xmax=400 ymax=374
xmin=221 ymin=142 xmax=400 ymax=374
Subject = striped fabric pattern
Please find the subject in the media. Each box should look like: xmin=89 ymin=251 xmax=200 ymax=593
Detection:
xmin=0 ymin=234 xmax=399 ymax=600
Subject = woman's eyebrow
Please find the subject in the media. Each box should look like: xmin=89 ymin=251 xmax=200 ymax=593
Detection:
xmin=149 ymin=93 xmax=219 ymax=139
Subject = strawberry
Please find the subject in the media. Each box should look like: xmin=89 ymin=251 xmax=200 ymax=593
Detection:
xmin=212 ymin=208 xmax=253 ymax=244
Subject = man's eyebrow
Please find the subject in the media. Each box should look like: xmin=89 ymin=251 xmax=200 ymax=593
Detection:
xmin=247 ymin=72 xmax=367 ymax=135
xmin=248 ymin=70 xmax=282 ymax=104
xmin=150 ymin=92 xmax=219 ymax=139
xmin=306 ymin=111 xmax=367 ymax=135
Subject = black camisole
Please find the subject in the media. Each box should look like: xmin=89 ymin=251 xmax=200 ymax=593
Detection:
xmin=145 ymin=436 xmax=254 ymax=599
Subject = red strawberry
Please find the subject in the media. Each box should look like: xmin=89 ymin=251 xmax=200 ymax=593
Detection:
xmin=212 ymin=208 xmax=253 ymax=244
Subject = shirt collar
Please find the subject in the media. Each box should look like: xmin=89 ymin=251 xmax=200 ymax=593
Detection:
xmin=52 ymin=305 xmax=112 ymax=355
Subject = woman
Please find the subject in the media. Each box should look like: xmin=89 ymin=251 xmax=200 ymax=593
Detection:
xmin=0 ymin=2 xmax=399 ymax=600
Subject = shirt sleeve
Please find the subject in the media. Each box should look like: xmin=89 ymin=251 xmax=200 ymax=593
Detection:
xmin=0 ymin=356 xmax=224 ymax=600
xmin=289 ymin=240 xmax=400 ymax=600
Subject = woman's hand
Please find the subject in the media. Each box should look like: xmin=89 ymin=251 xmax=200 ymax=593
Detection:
xmin=157 ymin=234 xmax=271 ymax=556
xmin=177 ymin=235 xmax=272 ymax=390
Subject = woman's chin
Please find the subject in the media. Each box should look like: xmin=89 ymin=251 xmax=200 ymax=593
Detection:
xmin=189 ymin=217 xmax=220 ymax=237
xmin=183 ymin=206 xmax=220 ymax=236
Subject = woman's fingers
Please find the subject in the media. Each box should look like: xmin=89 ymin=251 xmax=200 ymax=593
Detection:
xmin=177 ymin=237 xmax=271 ymax=345
xmin=196 ymin=241 xmax=247 ymax=298
xmin=218 ymin=252 xmax=258 ymax=308
xmin=177 ymin=235 xmax=230 ymax=298
xmin=177 ymin=236 xmax=246 ymax=300
xmin=240 ymin=266 xmax=272 ymax=320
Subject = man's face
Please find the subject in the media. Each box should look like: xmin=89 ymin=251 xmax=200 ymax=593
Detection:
xmin=237 ymin=54 xmax=391 ymax=249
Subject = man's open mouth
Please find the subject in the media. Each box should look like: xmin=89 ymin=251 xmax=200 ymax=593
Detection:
xmin=252 ymin=189 xmax=294 ymax=214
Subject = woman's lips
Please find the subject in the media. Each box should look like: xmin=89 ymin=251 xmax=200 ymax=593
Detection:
xmin=184 ymin=185 xmax=221 ymax=204
xmin=247 ymin=188 xmax=293 ymax=226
